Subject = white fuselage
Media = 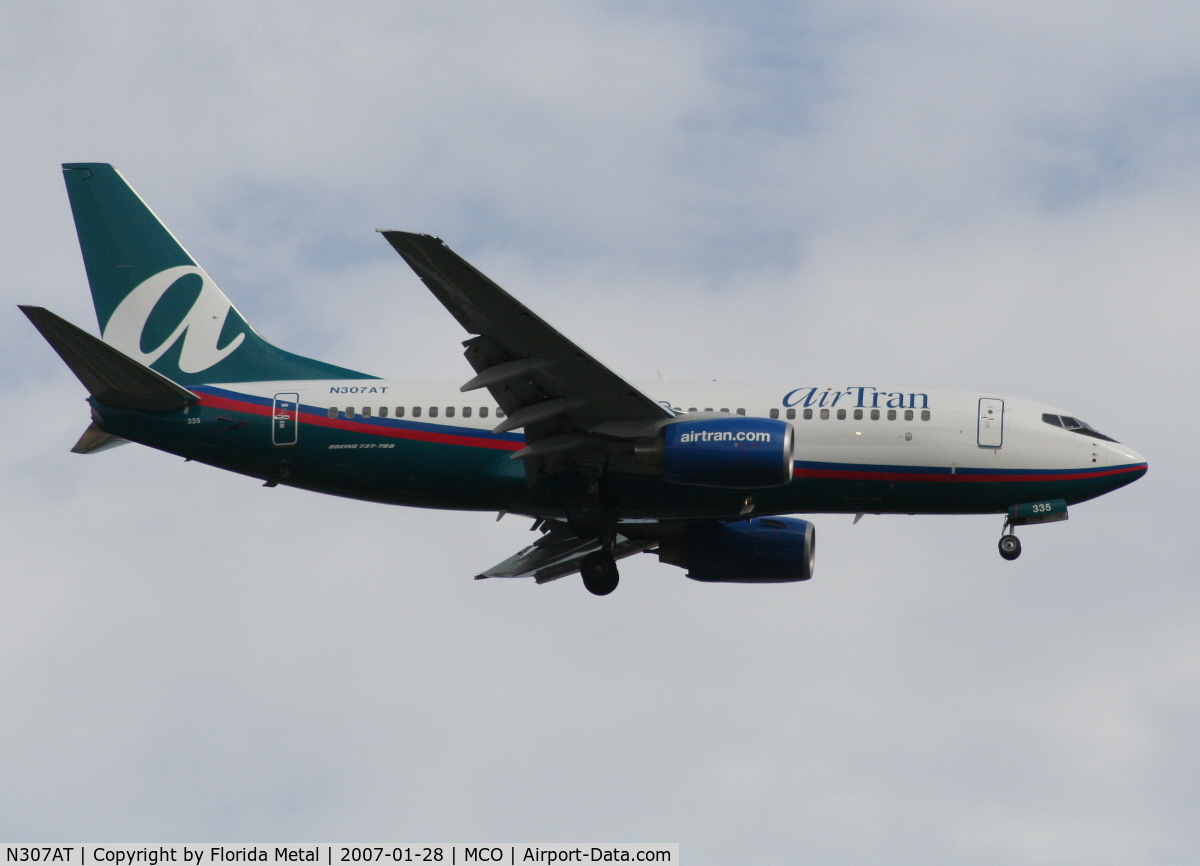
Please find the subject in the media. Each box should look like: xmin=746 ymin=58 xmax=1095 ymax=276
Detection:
xmin=293 ymin=380 xmax=1144 ymax=472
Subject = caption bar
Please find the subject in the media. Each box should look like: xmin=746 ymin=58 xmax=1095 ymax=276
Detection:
xmin=4 ymin=847 xmax=678 ymax=865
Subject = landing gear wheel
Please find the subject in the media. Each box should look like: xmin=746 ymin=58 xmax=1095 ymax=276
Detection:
xmin=998 ymin=534 xmax=1022 ymax=561
xmin=567 ymin=497 xmax=604 ymax=538
xmin=580 ymin=551 xmax=619 ymax=596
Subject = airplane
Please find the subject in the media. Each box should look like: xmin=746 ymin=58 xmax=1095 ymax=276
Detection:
xmin=20 ymin=164 xmax=1148 ymax=595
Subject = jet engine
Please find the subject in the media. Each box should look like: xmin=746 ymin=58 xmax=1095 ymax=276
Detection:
xmin=657 ymin=516 xmax=815 ymax=582
xmin=635 ymin=416 xmax=794 ymax=488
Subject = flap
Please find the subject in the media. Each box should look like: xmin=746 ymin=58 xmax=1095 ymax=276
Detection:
xmin=477 ymin=521 xmax=657 ymax=583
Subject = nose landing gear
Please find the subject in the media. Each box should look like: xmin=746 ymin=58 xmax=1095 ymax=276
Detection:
xmin=998 ymin=532 xmax=1022 ymax=560
xmin=997 ymin=499 xmax=1069 ymax=561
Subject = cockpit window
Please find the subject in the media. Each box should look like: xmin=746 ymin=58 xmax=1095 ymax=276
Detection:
xmin=1042 ymin=412 xmax=1117 ymax=442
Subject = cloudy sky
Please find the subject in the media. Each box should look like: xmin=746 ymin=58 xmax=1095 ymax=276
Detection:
xmin=2 ymin=1 xmax=1198 ymax=862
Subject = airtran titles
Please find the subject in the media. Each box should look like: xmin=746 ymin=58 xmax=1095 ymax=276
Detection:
xmin=782 ymin=387 xmax=929 ymax=410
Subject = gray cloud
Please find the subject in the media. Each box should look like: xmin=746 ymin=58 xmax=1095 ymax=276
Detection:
xmin=1 ymin=2 xmax=1197 ymax=862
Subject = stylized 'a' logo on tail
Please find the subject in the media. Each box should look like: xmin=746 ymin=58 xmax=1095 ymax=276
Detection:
xmin=62 ymin=163 xmax=374 ymax=385
xmin=103 ymin=265 xmax=246 ymax=373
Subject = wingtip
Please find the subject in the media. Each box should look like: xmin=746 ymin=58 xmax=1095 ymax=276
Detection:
xmin=376 ymin=229 xmax=443 ymax=242
xmin=18 ymin=305 xmax=52 ymax=325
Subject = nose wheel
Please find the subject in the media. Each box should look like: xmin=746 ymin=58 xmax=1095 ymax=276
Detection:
xmin=998 ymin=516 xmax=1022 ymax=561
xmin=998 ymin=533 xmax=1022 ymax=560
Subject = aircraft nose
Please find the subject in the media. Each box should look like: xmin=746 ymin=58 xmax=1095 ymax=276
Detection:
xmin=1108 ymin=442 xmax=1147 ymax=471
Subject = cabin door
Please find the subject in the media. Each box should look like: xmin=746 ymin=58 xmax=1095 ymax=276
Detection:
xmin=977 ymin=398 xmax=1004 ymax=448
xmin=272 ymin=392 xmax=300 ymax=446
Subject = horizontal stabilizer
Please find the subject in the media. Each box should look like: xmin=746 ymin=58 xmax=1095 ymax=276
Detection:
xmin=71 ymin=422 xmax=129 ymax=454
xmin=20 ymin=305 xmax=196 ymax=410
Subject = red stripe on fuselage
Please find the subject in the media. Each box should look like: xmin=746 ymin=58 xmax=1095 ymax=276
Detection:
xmin=196 ymin=391 xmax=524 ymax=452
xmin=793 ymin=464 xmax=1147 ymax=483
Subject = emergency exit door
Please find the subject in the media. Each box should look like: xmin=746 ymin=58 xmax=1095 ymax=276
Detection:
xmin=977 ymin=398 xmax=1004 ymax=448
xmin=272 ymin=392 xmax=300 ymax=446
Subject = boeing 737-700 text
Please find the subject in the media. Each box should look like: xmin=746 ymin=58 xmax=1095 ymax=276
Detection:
xmin=21 ymin=164 xmax=1147 ymax=595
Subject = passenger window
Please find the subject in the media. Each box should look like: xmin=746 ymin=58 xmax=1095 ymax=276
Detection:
xmin=463 ymin=406 xmax=472 ymax=418
xmin=412 ymin=406 xmax=421 ymax=418
xmin=736 ymin=408 xmax=745 ymax=416
xmin=921 ymin=410 xmax=930 ymax=421
xmin=1042 ymin=413 xmax=1063 ymax=427
xmin=446 ymin=406 xmax=455 ymax=418
xmin=704 ymin=407 xmax=713 ymax=412
xmin=480 ymin=407 xmax=489 ymax=418
xmin=688 ymin=407 xmax=697 ymax=413
xmin=345 ymin=407 xmax=355 ymax=418
xmin=853 ymin=409 xmax=863 ymax=420
xmin=786 ymin=408 xmax=796 ymax=420
xmin=379 ymin=407 xmax=388 ymax=418
xmin=904 ymin=409 xmax=913 ymax=421
xmin=887 ymin=409 xmax=897 ymax=420
xmin=769 ymin=408 xmax=779 ymax=419
xmin=720 ymin=408 xmax=729 ymax=413
xmin=836 ymin=409 xmax=846 ymax=420
xmin=871 ymin=409 xmax=880 ymax=420
xmin=328 ymin=407 xmax=337 ymax=419
xmin=430 ymin=406 xmax=439 ymax=418
xmin=396 ymin=407 xmax=405 ymax=418
xmin=803 ymin=408 xmax=812 ymax=420
xmin=820 ymin=409 xmax=830 ymax=420
xmin=496 ymin=409 xmax=505 ymax=418
xmin=362 ymin=407 xmax=372 ymax=417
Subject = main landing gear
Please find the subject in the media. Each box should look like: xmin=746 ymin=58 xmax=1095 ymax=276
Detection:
xmin=569 ymin=482 xmax=621 ymax=596
xmin=580 ymin=550 xmax=620 ymax=595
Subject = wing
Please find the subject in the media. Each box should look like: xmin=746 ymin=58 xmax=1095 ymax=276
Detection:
xmin=477 ymin=520 xmax=657 ymax=583
xmin=379 ymin=232 xmax=671 ymax=478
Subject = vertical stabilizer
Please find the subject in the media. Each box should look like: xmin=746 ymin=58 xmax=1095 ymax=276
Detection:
xmin=61 ymin=163 xmax=373 ymax=385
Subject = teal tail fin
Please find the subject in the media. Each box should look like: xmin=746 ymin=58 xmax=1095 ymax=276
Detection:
xmin=62 ymin=163 xmax=373 ymax=385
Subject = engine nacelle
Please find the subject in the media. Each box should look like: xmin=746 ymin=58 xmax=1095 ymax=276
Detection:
xmin=658 ymin=516 xmax=815 ymax=583
xmin=641 ymin=416 xmax=794 ymax=489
